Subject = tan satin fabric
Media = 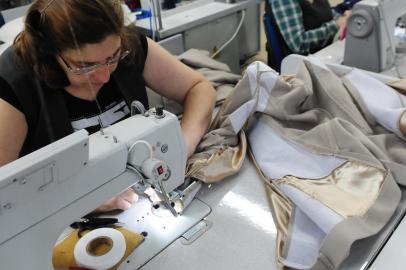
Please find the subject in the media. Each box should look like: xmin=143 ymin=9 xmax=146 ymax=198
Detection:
xmin=387 ymin=79 xmax=406 ymax=95
xmin=250 ymin=151 xmax=387 ymax=268
xmin=264 ymin=182 xmax=293 ymax=270
xmin=275 ymin=161 xmax=386 ymax=217
xmin=249 ymin=151 xmax=292 ymax=270
xmin=186 ymin=131 xmax=247 ymax=183
xmin=399 ymin=110 xmax=406 ymax=137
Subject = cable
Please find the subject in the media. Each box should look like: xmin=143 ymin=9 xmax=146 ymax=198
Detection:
xmin=211 ymin=9 xmax=246 ymax=59
xmin=128 ymin=140 xmax=153 ymax=159
xmin=149 ymin=8 xmax=153 ymax=38
xmin=127 ymin=164 xmax=145 ymax=180
xmin=131 ymin=100 xmax=146 ymax=115
xmin=149 ymin=0 xmax=156 ymax=41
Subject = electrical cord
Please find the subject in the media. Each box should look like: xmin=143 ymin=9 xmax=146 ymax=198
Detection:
xmin=211 ymin=9 xmax=246 ymax=59
xmin=128 ymin=140 xmax=153 ymax=160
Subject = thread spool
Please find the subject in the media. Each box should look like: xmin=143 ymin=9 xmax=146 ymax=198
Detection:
xmin=73 ymin=228 xmax=126 ymax=270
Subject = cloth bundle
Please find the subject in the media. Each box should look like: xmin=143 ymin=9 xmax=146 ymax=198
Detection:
xmin=189 ymin=58 xmax=406 ymax=269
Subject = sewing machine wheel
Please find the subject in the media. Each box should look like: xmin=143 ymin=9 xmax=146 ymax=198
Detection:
xmin=347 ymin=9 xmax=374 ymax=38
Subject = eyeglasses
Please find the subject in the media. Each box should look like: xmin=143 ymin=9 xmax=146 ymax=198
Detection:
xmin=59 ymin=50 xmax=130 ymax=75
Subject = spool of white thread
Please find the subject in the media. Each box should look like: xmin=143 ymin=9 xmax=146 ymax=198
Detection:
xmin=73 ymin=228 xmax=126 ymax=270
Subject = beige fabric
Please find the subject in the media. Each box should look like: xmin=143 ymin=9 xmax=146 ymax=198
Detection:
xmin=249 ymin=150 xmax=292 ymax=270
xmin=399 ymin=110 xmax=406 ymax=136
xmin=276 ymin=161 xmax=386 ymax=217
xmin=186 ymin=131 xmax=246 ymax=183
xmin=219 ymin=60 xmax=406 ymax=269
xmin=387 ymin=78 xmax=406 ymax=94
xmin=186 ymin=71 xmax=249 ymax=183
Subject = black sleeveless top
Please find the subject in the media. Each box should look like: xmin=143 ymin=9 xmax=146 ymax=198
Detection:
xmin=0 ymin=32 xmax=150 ymax=156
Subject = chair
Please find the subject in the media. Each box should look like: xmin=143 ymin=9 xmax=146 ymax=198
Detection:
xmin=263 ymin=0 xmax=292 ymax=72
xmin=0 ymin=13 xmax=4 ymax=28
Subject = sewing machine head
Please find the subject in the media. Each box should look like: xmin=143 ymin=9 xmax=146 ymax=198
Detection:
xmin=343 ymin=0 xmax=406 ymax=72
xmin=0 ymin=108 xmax=189 ymax=269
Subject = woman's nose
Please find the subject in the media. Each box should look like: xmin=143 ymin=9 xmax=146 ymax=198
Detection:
xmin=91 ymin=65 xmax=111 ymax=83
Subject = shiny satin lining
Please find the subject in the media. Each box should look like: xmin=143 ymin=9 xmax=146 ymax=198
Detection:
xmin=275 ymin=161 xmax=386 ymax=218
xmin=399 ymin=110 xmax=406 ymax=137
xmin=264 ymin=182 xmax=293 ymax=269
xmin=249 ymin=151 xmax=293 ymax=268
xmin=253 ymin=159 xmax=386 ymax=266
xmin=186 ymin=132 xmax=247 ymax=183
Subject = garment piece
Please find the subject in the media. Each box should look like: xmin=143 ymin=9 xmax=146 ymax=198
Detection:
xmin=343 ymin=69 xmax=406 ymax=139
xmin=270 ymin=0 xmax=338 ymax=54
xmin=387 ymin=78 xmax=406 ymax=94
xmin=220 ymin=60 xmax=405 ymax=269
xmin=0 ymin=30 xmax=149 ymax=157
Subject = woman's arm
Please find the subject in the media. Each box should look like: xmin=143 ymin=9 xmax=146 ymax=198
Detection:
xmin=0 ymin=99 xmax=28 ymax=166
xmin=143 ymin=38 xmax=217 ymax=157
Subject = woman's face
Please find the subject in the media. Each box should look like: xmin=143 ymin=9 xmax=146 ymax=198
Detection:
xmin=57 ymin=34 xmax=121 ymax=92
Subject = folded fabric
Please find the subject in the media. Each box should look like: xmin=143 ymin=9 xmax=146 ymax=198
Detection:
xmin=216 ymin=60 xmax=406 ymax=269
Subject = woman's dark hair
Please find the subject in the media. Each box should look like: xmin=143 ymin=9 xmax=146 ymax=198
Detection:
xmin=14 ymin=0 xmax=140 ymax=88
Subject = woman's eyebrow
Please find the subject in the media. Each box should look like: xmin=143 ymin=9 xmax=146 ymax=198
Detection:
xmin=73 ymin=47 xmax=121 ymax=66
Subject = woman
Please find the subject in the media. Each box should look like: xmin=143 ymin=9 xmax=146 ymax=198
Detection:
xmin=0 ymin=0 xmax=216 ymax=211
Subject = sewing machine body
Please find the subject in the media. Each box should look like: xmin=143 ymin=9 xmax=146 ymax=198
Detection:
xmin=343 ymin=0 xmax=406 ymax=72
xmin=0 ymin=109 xmax=194 ymax=269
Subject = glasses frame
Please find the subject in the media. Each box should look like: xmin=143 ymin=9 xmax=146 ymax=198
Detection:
xmin=59 ymin=50 xmax=130 ymax=75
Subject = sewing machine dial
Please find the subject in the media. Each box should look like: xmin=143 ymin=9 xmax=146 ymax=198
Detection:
xmin=348 ymin=9 xmax=374 ymax=38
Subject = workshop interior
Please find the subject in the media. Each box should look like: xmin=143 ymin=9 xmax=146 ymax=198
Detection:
xmin=1 ymin=0 xmax=406 ymax=269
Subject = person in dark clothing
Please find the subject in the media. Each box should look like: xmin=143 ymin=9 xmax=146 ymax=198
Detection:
xmin=267 ymin=0 xmax=351 ymax=54
xmin=0 ymin=0 xmax=216 ymax=212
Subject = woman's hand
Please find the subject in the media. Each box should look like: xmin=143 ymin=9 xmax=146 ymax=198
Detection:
xmin=335 ymin=10 xmax=352 ymax=28
xmin=94 ymin=188 xmax=138 ymax=212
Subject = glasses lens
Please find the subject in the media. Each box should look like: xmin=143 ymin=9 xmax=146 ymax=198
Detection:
xmin=75 ymin=66 xmax=95 ymax=75
xmin=71 ymin=50 xmax=130 ymax=75
xmin=107 ymin=50 xmax=130 ymax=66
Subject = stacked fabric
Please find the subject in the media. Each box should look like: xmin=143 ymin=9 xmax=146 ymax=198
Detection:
xmin=188 ymin=59 xmax=406 ymax=269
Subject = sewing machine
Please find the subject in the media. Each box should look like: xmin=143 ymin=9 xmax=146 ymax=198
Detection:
xmin=312 ymin=0 xmax=406 ymax=77
xmin=0 ymin=107 xmax=210 ymax=269
xmin=342 ymin=0 xmax=405 ymax=72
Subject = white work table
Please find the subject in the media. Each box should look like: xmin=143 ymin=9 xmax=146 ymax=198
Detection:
xmin=100 ymin=158 xmax=406 ymax=270
xmin=140 ymin=159 xmax=278 ymax=270
xmin=101 ymin=159 xmax=279 ymax=270
xmin=313 ymin=39 xmax=406 ymax=78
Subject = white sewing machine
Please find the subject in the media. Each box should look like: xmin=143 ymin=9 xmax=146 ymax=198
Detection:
xmin=343 ymin=0 xmax=406 ymax=72
xmin=0 ymin=108 xmax=211 ymax=269
xmin=313 ymin=0 xmax=406 ymax=77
